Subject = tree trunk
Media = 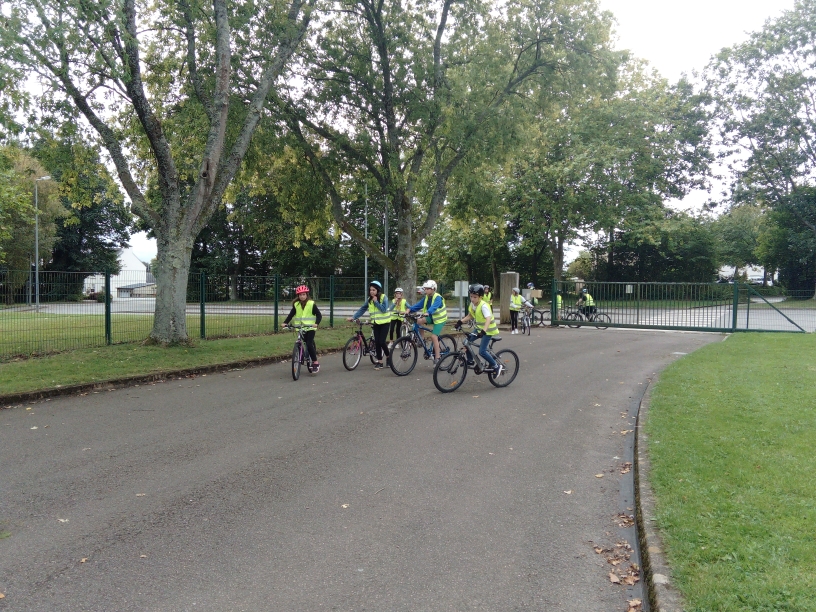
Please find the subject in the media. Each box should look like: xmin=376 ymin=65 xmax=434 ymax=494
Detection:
xmin=551 ymin=241 xmax=565 ymax=282
xmin=151 ymin=232 xmax=194 ymax=344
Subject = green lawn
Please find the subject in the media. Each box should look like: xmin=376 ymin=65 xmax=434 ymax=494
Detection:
xmin=647 ymin=333 xmax=816 ymax=611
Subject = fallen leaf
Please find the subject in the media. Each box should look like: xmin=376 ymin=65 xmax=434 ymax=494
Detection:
xmin=80 ymin=558 xmax=87 ymax=563
xmin=140 ymin=554 xmax=147 ymax=558
xmin=609 ymin=572 xmax=621 ymax=584
xmin=623 ymin=575 xmax=639 ymax=585
xmin=621 ymin=430 xmax=633 ymax=435
xmin=57 ymin=518 xmax=69 ymax=523
xmin=30 ymin=426 xmax=38 ymax=430
xmin=564 ymin=490 xmax=572 ymax=494
xmin=627 ymin=599 xmax=643 ymax=612
xmin=594 ymin=403 xmax=601 ymax=407
xmin=595 ymin=474 xmax=604 ymax=478
xmin=26 ymin=407 xmax=32 ymax=411
xmin=136 ymin=493 xmax=146 ymax=497
xmin=341 ymin=504 xmax=349 ymax=509
xmin=0 ymin=593 xmax=5 ymax=599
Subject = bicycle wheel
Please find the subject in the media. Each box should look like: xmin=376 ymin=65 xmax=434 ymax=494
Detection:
xmin=438 ymin=333 xmax=457 ymax=356
xmin=488 ymin=349 xmax=519 ymax=388
xmin=399 ymin=322 xmax=410 ymax=337
xmin=565 ymin=312 xmax=582 ymax=328
xmin=433 ymin=352 xmax=468 ymax=393
xmin=521 ymin=316 xmax=530 ymax=336
xmin=291 ymin=343 xmax=301 ymax=380
xmin=389 ymin=336 xmax=418 ymax=376
xmin=342 ymin=336 xmax=362 ymax=370
xmin=368 ymin=337 xmax=378 ymax=364
xmin=592 ymin=313 xmax=611 ymax=330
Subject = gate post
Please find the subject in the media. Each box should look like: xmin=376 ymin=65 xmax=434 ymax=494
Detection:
xmin=274 ymin=273 xmax=280 ymax=333
xmin=104 ymin=270 xmax=112 ymax=345
xmin=200 ymin=271 xmax=206 ymax=339
xmin=732 ymin=282 xmax=739 ymax=332
xmin=330 ymin=275 xmax=335 ymax=328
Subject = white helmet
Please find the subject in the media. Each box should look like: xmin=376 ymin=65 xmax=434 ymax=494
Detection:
xmin=422 ymin=280 xmax=437 ymax=291
xmin=512 ymin=287 xmax=519 ymax=293
xmin=394 ymin=287 xmax=404 ymax=293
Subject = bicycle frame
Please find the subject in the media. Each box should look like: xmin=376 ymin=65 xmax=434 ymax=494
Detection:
xmin=458 ymin=331 xmax=498 ymax=374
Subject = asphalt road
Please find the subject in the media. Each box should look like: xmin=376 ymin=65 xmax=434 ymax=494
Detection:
xmin=0 ymin=328 xmax=719 ymax=611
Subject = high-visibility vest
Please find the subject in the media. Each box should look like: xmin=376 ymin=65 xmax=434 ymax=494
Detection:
xmin=583 ymin=293 xmax=595 ymax=306
xmin=368 ymin=298 xmax=392 ymax=325
xmin=556 ymin=294 xmax=562 ymax=309
xmin=293 ymin=300 xmax=317 ymax=330
xmin=484 ymin=291 xmax=493 ymax=305
xmin=390 ymin=297 xmax=407 ymax=321
xmin=422 ymin=292 xmax=447 ymax=324
xmin=469 ymin=299 xmax=499 ymax=335
xmin=510 ymin=294 xmax=522 ymax=311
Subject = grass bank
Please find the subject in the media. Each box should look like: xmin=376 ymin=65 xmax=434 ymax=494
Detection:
xmin=647 ymin=333 xmax=816 ymax=611
xmin=0 ymin=326 xmax=358 ymax=397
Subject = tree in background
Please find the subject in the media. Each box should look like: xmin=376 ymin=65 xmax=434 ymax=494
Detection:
xmin=707 ymin=0 xmax=816 ymax=291
xmin=1 ymin=0 xmax=315 ymax=342
xmin=279 ymin=0 xmax=617 ymax=295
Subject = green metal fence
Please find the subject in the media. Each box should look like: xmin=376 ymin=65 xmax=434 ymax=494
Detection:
xmin=551 ymin=281 xmax=816 ymax=333
xmin=0 ymin=270 xmax=380 ymax=360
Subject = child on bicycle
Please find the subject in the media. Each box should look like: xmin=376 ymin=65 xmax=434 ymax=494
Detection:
xmin=509 ymin=287 xmax=534 ymax=334
xmin=388 ymin=287 xmax=407 ymax=347
xmin=407 ymin=279 xmax=447 ymax=364
xmin=282 ymin=285 xmax=323 ymax=372
xmin=577 ymin=287 xmax=596 ymax=317
xmin=455 ymin=284 xmax=501 ymax=373
xmin=348 ymin=280 xmax=391 ymax=370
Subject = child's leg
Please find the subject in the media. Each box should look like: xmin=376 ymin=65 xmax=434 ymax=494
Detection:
xmin=305 ymin=330 xmax=318 ymax=362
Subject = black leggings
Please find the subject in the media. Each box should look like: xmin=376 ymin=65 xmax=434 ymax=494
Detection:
xmin=304 ymin=330 xmax=318 ymax=362
xmin=388 ymin=319 xmax=403 ymax=341
xmin=372 ymin=323 xmax=391 ymax=361
xmin=510 ymin=310 xmax=519 ymax=330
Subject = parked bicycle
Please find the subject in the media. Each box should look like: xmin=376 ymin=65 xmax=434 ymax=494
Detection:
xmin=284 ymin=324 xmax=317 ymax=380
xmin=389 ymin=313 xmax=457 ymax=376
xmin=432 ymin=324 xmax=519 ymax=393
xmin=563 ymin=307 xmax=611 ymax=330
xmin=342 ymin=319 xmax=378 ymax=370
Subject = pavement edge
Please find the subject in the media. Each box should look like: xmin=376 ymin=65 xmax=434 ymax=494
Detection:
xmin=636 ymin=379 xmax=687 ymax=612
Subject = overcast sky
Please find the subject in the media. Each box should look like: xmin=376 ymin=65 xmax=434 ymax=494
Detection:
xmin=129 ymin=0 xmax=798 ymax=261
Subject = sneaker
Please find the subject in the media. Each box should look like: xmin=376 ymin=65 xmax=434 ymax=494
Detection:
xmin=387 ymin=342 xmax=394 ymax=349
xmin=312 ymin=362 xmax=320 ymax=373
xmin=495 ymin=363 xmax=505 ymax=376
xmin=432 ymin=358 xmax=440 ymax=365
xmin=374 ymin=362 xmax=384 ymax=370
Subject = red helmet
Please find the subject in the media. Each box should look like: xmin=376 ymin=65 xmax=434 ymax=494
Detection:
xmin=295 ymin=285 xmax=309 ymax=295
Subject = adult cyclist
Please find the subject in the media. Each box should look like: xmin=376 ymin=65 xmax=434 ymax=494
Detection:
xmin=407 ymin=279 xmax=447 ymax=364
xmin=455 ymin=284 xmax=502 ymax=374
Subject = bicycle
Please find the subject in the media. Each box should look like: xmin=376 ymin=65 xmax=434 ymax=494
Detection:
xmin=284 ymin=324 xmax=317 ymax=380
xmin=389 ymin=313 xmax=458 ymax=376
xmin=520 ymin=307 xmax=532 ymax=336
xmin=432 ymin=325 xmax=519 ymax=393
xmin=563 ymin=307 xmax=611 ymax=330
xmin=342 ymin=319 xmax=378 ymax=370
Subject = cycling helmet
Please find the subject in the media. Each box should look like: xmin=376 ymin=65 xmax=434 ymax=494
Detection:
xmin=394 ymin=287 xmax=404 ymax=293
xmin=512 ymin=287 xmax=519 ymax=293
xmin=422 ymin=279 xmax=437 ymax=291
xmin=484 ymin=285 xmax=490 ymax=290
xmin=295 ymin=285 xmax=310 ymax=295
xmin=527 ymin=282 xmax=534 ymax=288
xmin=369 ymin=280 xmax=382 ymax=290
xmin=469 ymin=283 xmax=485 ymax=296
xmin=581 ymin=288 xmax=588 ymax=293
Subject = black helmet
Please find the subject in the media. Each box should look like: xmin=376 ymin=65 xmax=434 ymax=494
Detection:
xmin=469 ymin=283 xmax=485 ymax=297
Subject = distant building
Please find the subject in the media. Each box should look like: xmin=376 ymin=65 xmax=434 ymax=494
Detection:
xmin=84 ymin=248 xmax=155 ymax=298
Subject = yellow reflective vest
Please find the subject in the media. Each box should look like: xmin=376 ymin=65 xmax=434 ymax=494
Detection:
xmin=390 ymin=297 xmax=407 ymax=321
xmin=469 ymin=299 xmax=499 ymax=335
xmin=422 ymin=293 xmax=447 ymax=324
xmin=368 ymin=298 xmax=392 ymax=325
xmin=293 ymin=300 xmax=317 ymax=330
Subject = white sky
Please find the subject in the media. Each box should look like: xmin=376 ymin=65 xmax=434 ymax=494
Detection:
xmin=130 ymin=0 xmax=796 ymax=262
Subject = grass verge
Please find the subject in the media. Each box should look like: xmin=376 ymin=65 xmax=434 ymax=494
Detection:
xmin=647 ymin=333 xmax=816 ymax=611
xmin=0 ymin=326 xmax=358 ymax=397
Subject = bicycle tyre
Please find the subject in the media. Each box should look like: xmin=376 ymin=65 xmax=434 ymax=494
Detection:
xmin=400 ymin=322 xmax=410 ymax=338
xmin=433 ymin=352 xmax=468 ymax=393
xmin=291 ymin=344 xmax=301 ymax=380
xmin=389 ymin=336 xmax=418 ymax=376
xmin=593 ymin=313 xmax=611 ymax=330
xmin=488 ymin=349 xmax=519 ymax=388
xmin=522 ymin=317 xmax=531 ymax=335
xmin=342 ymin=336 xmax=362 ymax=371
xmin=368 ymin=337 xmax=378 ymax=364
xmin=438 ymin=333 xmax=457 ymax=356
xmin=565 ymin=312 xmax=582 ymax=328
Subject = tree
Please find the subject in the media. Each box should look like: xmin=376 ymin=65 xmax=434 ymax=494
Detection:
xmin=278 ymin=0 xmax=616 ymax=294
xmin=707 ymin=0 xmax=816 ymax=287
xmin=1 ymin=0 xmax=315 ymax=342
xmin=712 ymin=204 xmax=764 ymax=278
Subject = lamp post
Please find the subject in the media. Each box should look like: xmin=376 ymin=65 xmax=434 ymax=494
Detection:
xmin=34 ymin=175 xmax=51 ymax=313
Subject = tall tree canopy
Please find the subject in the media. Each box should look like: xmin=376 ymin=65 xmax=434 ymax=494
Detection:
xmin=0 ymin=0 xmax=316 ymax=342
xmin=278 ymin=0 xmax=618 ymax=293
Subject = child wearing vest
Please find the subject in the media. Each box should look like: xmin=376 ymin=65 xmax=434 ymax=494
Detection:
xmin=348 ymin=280 xmax=391 ymax=370
xmin=509 ymin=287 xmax=533 ymax=334
xmin=388 ymin=287 xmax=408 ymax=345
xmin=282 ymin=285 xmax=323 ymax=372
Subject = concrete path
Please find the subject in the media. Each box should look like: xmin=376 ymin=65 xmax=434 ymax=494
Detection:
xmin=0 ymin=327 xmax=719 ymax=611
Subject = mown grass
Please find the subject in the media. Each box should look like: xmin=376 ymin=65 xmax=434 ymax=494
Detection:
xmin=647 ymin=333 xmax=816 ymax=611
xmin=0 ymin=326 xmax=359 ymax=396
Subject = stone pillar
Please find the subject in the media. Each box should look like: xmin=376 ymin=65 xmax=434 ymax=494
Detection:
xmin=499 ymin=271 xmax=519 ymax=324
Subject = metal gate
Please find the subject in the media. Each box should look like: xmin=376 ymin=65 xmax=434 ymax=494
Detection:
xmin=550 ymin=281 xmax=816 ymax=333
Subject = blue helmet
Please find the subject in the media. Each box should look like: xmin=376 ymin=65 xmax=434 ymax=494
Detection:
xmin=369 ymin=280 xmax=383 ymax=290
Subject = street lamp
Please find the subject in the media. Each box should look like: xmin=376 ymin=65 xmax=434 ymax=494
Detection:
xmin=34 ymin=175 xmax=51 ymax=313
